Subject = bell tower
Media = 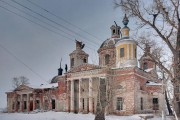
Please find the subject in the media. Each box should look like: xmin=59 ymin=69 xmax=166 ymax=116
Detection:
xmin=115 ymin=14 xmax=137 ymax=68
xmin=110 ymin=21 xmax=121 ymax=38
xmin=139 ymin=45 xmax=156 ymax=70
xmin=69 ymin=40 xmax=89 ymax=68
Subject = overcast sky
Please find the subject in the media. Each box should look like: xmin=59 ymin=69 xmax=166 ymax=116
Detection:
xmin=0 ymin=0 xmax=139 ymax=108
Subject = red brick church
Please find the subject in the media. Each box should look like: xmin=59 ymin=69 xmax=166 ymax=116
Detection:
xmin=6 ymin=15 xmax=163 ymax=115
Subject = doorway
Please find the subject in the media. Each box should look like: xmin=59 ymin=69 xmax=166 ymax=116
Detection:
xmin=52 ymin=99 xmax=55 ymax=110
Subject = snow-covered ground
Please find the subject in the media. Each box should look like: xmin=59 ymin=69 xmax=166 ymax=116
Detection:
xmin=0 ymin=111 xmax=174 ymax=120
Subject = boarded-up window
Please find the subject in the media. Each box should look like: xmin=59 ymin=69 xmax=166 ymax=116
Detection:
xmin=120 ymin=48 xmax=124 ymax=58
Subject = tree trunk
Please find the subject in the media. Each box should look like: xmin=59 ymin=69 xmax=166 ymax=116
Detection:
xmin=94 ymin=109 xmax=105 ymax=120
xmin=165 ymin=90 xmax=173 ymax=115
xmin=174 ymin=22 xmax=180 ymax=115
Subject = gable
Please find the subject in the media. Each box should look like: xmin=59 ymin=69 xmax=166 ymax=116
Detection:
xmin=14 ymin=84 xmax=33 ymax=92
xmin=68 ymin=63 xmax=101 ymax=73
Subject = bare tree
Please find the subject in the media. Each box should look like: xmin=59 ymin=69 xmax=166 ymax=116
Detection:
xmin=137 ymin=34 xmax=174 ymax=115
xmin=12 ymin=76 xmax=29 ymax=89
xmin=115 ymin=0 xmax=180 ymax=116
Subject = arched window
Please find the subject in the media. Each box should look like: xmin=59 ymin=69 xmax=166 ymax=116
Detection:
xmin=113 ymin=29 xmax=115 ymax=34
xmin=71 ymin=58 xmax=74 ymax=67
xmin=105 ymin=54 xmax=110 ymax=65
xmin=143 ymin=62 xmax=148 ymax=70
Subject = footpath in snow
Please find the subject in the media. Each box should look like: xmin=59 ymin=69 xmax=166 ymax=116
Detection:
xmin=0 ymin=111 xmax=174 ymax=120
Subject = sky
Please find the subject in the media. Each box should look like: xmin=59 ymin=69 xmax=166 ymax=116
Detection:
xmin=0 ymin=0 xmax=139 ymax=108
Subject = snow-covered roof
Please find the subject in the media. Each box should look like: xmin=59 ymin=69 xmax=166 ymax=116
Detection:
xmin=30 ymin=83 xmax=58 ymax=89
xmin=145 ymin=68 xmax=154 ymax=72
xmin=146 ymin=81 xmax=161 ymax=86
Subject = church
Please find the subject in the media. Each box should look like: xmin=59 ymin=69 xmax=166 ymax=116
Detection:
xmin=6 ymin=15 xmax=163 ymax=115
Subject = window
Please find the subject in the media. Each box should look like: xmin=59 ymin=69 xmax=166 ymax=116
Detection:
xmin=140 ymin=97 xmax=143 ymax=110
xmin=153 ymin=98 xmax=159 ymax=110
xmin=82 ymin=98 xmax=84 ymax=110
xmin=143 ymin=62 xmax=148 ymax=70
xmin=105 ymin=54 xmax=110 ymax=65
xmin=120 ymin=48 xmax=124 ymax=58
xmin=71 ymin=58 xmax=74 ymax=67
xmin=116 ymin=97 xmax=123 ymax=111
xmin=83 ymin=58 xmax=87 ymax=63
xmin=135 ymin=48 xmax=137 ymax=58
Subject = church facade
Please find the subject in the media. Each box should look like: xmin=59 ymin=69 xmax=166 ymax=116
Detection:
xmin=6 ymin=15 xmax=163 ymax=115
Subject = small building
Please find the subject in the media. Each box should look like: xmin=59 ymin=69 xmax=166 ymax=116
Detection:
xmin=6 ymin=15 xmax=163 ymax=115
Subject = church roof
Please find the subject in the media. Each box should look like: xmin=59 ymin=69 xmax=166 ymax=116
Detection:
xmin=68 ymin=63 xmax=101 ymax=73
xmin=99 ymin=38 xmax=117 ymax=49
xmin=69 ymin=49 xmax=88 ymax=56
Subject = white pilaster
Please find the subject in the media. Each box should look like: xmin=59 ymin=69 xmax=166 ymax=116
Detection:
xmin=89 ymin=78 xmax=93 ymax=113
xmin=70 ymin=80 xmax=74 ymax=112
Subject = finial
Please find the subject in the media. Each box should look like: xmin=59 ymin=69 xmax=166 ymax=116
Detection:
xmin=122 ymin=14 xmax=129 ymax=26
xmin=114 ymin=21 xmax=117 ymax=26
xmin=60 ymin=58 xmax=62 ymax=68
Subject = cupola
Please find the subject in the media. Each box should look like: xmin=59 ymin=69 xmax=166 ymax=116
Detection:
xmin=69 ymin=40 xmax=89 ymax=68
xmin=115 ymin=14 xmax=137 ymax=68
xmin=110 ymin=21 xmax=121 ymax=38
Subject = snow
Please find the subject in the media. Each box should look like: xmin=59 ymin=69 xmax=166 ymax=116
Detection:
xmin=145 ymin=68 xmax=154 ymax=72
xmin=146 ymin=81 xmax=162 ymax=86
xmin=0 ymin=111 xmax=174 ymax=120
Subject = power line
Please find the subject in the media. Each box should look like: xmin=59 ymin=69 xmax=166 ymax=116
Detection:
xmin=0 ymin=42 xmax=48 ymax=84
xmin=26 ymin=0 xmax=103 ymax=44
xmin=11 ymin=0 xmax=100 ymax=47
xmin=0 ymin=4 xmax=74 ymax=41
xmin=0 ymin=5 xmax=98 ymax=84
xmin=0 ymin=0 xmax=79 ymax=42
xmin=0 ymin=3 xmax=97 ymax=51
